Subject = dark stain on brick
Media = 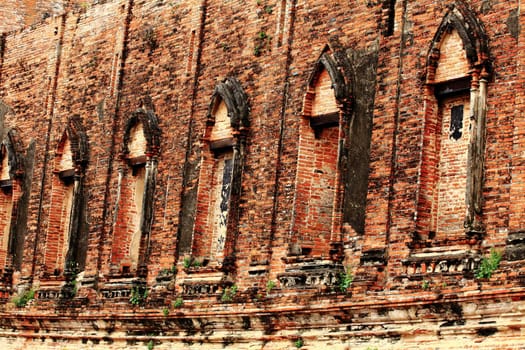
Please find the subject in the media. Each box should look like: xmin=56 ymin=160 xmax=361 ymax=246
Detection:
xmin=506 ymin=9 xmax=520 ymax=41
xmin=176 ymin=318 xmax=196 ymax=336
xmin=477 ymin=327 xmax=498 ymax=337
xmin=342 ymin=46 xmax=378 ymax=234
xmin=241 ymin=316 xmax=251 ymax=330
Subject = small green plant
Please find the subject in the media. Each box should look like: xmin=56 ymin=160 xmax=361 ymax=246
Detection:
xmin=161 ymin=265 xmax=177 ymax=275
xmin=173 ymin=297 xmax=184 ymax=308
xmin=366 ymin=347 xmax=378 ymax=350
xmin=147 ymin=339 xmax=154 ymax=350
xmin=294 ymin=337 xmax=304 ymax=348
xmin=338 ymin=267 xmax=354 ymax=293
xmin=129 ymin=285 xmax=148 ymax=306
xmin=264 ymin=5 xmax=273 ymax=14
xmin=476 ymin=249 xmax=502 ymax=279
xmin=253 ymin=29 xmax=271 ymax=56
xmin=221 ymin=284 xmax=238 ymax=302
xmin=253 ymin=45 xmax=262 ymax=56
xmin=183 ymin=257 xmax=202 ymax=268
xmin=422 ymin=280 xmax=430 ymax=290
xmin=70 ymin=279 xmax=78 ymax=297
xmin=162 ymin=307 xmax=169 ymax=317
xmin=266 ymin=280 xmax=276 ymax=293
xmin=12 ymin=289 xmax=35 ymax=307
xmin=62 ymin=261 xmax=80 ymax=298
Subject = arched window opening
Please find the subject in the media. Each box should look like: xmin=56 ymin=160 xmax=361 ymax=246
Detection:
xmin=277 ymin=50 xmax=357 ymax=291
xmin=49 ymin=136 xmax=74 ymax=274
xmin=0 ymin=144 xmax=15 ymax=270
xmin=111 ymin=107 xmax=160 ymax=277
xmin=0 ymin=124 xmax=27 ymax=279
xmin=120 ymin=121 xmax=147 ymax=274
xmin=45 ymin=117 xmax=88 ymax=277
xmin=414 ymin=3 xmax=491 ymax=251
xmin=290 ymin=51 xmax=348 ymax=259
xmin=419 ymin=28 xmax=472 ymax=242
xmin=192 ymin=100 xmax=235 ymax=266
xmin=190 ymin=78 xmax=248 ymax=271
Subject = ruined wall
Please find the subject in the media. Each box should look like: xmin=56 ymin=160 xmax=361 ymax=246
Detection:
xmin=0 ymin=0 xmax=67 ymax=33
xmin=0 ymin=0 xmax=524 ymax=349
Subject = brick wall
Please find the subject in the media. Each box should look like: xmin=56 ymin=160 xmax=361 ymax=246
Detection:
xmin=111 ymin=163 xmax=146 ymax=272
xmin=434 ymin=94 xmax=471 ymax=238
xmin=434 ymin=29 xmax=470 ymax=83
xmin=310 ymin=69 xmax=338 ymax=116
xmin=127 ymin=123 xmax=146 ymax=159
xmin=112 ymin=121 xmax=148 ymax=272
xmin=0 ymin=0 xmax=66 ymax=33
xmin=209 ymin=101 xmax=232 ymax=142
xmin=0 ymin=0 xmax=524 ymax=348
xmin=293 ymin=124 xmax=339 ymax=255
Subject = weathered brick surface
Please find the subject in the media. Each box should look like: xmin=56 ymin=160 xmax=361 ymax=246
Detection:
xmin=0 ymin=0 xmax=524 ymax=348
xmin=0 ymin=0 xmax=67 ymax=33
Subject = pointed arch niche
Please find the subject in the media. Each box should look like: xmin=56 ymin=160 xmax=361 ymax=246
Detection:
xmin=0 ymin=129 xmax=25 ymax=275
xmin=414 ymin=2 xmax=491 ymax=251
xmin=45 ymin=116 xmax=88 ymax=277
xmin=188 ymin=77 xmax=248 ymax=274
xmin=289 ymin=51 xmax=349 ymax=259
xmin=110 ymin=107 xmax=160 ymax=277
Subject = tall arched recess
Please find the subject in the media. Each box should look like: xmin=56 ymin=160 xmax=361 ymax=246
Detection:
xmin=0 ymin=102 xmax=31 ymax=297
xmin=44 ymin=116 xmax=89 ymax=279
xmin=413 ymin=1 xmax=491 ymax=255
xmin=110 ymin=106 xmax=161 ymax=278
xmin=0 ymin=129 xmax=26 ymax=278
xmin=290 ymin=51 xmax=350 ymax=257
xmin=178 ymin=77 xmax=249 ymax=296
xmin=279 ymin=48 xmax=356 ymax=290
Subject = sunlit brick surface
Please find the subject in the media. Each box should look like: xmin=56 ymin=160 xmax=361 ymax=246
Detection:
xmin=0 ymin=1 xmax=524 ymax=349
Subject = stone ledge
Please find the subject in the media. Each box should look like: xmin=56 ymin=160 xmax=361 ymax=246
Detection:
xmin=505 ymin=230 xmax=525 ymax=261
xmin=401 ymin=249 xmax=480 ymax=276
xmin=180 ymin=270 xmax=230 ymax=296
xmin=277 ymin=260 xmax=344 ymax=289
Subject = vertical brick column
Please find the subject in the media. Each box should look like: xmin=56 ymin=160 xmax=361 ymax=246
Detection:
xmin=508 ymin=2 xmax=525 ymax=234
